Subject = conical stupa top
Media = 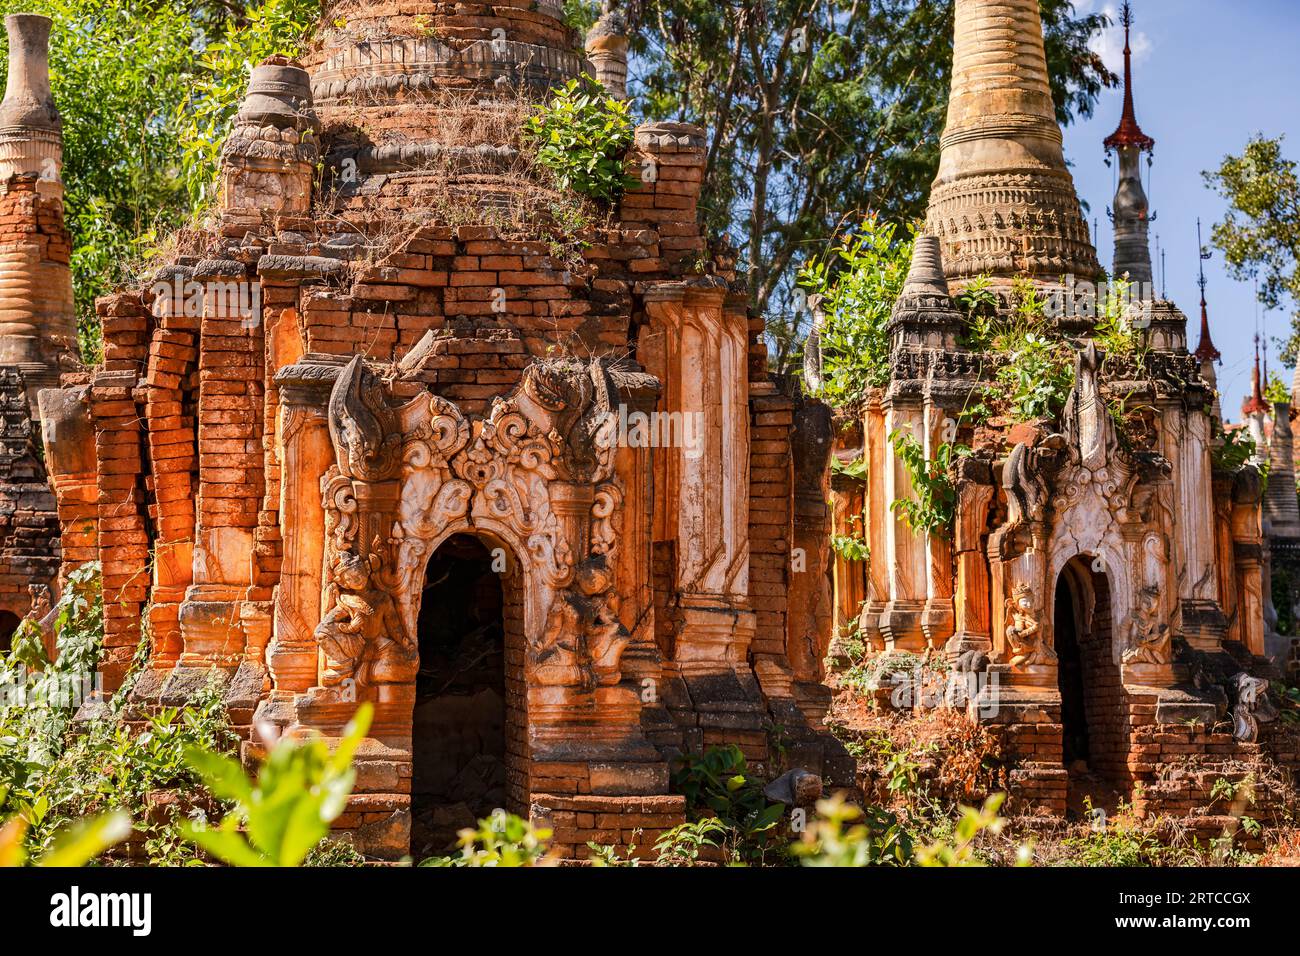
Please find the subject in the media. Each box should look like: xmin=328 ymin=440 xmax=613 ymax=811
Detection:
xmin=926 ymin=0 xmax=1101 ymax=285
xmin=1104 ymin=3 xmax=1155 ymax=153
xmin=902 ymin=236 xmax=951 ymax=297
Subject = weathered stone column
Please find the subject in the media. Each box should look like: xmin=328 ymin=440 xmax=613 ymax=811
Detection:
xmin=859 ymin=390 xmax=888 ymax=649
xmin=787 ymin=397 xmax=832 ymax=682
xmin=0 ymin=14 xmax=75 ymax=412
xmin=1231 ymin=468 xmax=1266 ymax=657
xmin=178 ymin=258 xmax=261 ymax=666
xmin=269 ymin=357 xmax=342 ymax=692
xmin=1165 ymin=402 xmax=1225 ymax=650
xmin=947 ymin=459 xmax=995 ymax=660
xmin=879 ymin=395 xmax=927 ymax=651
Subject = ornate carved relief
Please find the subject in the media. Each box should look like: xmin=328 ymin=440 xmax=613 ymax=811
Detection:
xmin=314 ymin=355 xmax=639 ymax=694
xmin=1005 ymin=583 xmax=1053 ymax=666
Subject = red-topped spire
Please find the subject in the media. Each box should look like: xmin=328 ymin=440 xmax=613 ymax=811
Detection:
xmin=1243 ymin=335 xmax=1269 ymax=416
xmin=1104 ymin=3 xmax=1156 ymax=154
xmin=1193 ymin=293 xmax=1221 ymax=363
xmin=1193 ymin=217 xmax=1220 ymax=362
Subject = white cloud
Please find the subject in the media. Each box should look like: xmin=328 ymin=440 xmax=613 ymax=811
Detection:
xmin=1088 ymin=3 xmax=1154 ymax=73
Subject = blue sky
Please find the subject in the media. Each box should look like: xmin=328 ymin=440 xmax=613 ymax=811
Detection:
xmin=1061 ymin=0 xmax=1300 ymax=421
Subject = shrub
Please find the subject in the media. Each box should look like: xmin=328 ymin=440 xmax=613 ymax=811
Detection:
xmin=523 ymin=75 xmax=639 ymax=203
xmin=797 ymin=217 xmax=915 ymax=407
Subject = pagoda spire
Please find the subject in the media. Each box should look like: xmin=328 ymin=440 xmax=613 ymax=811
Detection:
xmin=1104 ymin=3 xmax=1155 ymax=154
xmin=1243 ymin=335 xmax=1269 ymax=417
xmin=1193 ymin=218 xmax=1220 ymax=363
xmin=1105 ymin=2 xmax=1155 ymax=288
xmin=925 ymin=0 xmax=1100 ymax=286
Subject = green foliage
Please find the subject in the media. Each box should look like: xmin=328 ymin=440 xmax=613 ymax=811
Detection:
xmin=961 ymin=282 xmax=1076 ymax=424
xmin=653 ymin=818 xmax=729 ymax=866
xmin=798 ymin=217 xmax=914 ymax=404
xmin=180 ymin=702 xmax=372 ymax=867
xmin=178 ymin=0 xmax=321 ymax=209
xmin=1059 ymin=802 xmax=1180 ymax=867
xmin=1265 ymin=370 xmax=1291 ymax=406
xmin=420 ymin=811 xmax=553 ymax=867
xmin=669 ymin=745 xmax=787 ymax=862
xmin=0 ymin=810 xmax=130 ymax=867
xmin=1211 ymin=426 xmax=1258 ymax=472
xmin=0 ymin=562 xmax=102 ymax=767
xmin=1092 ymin=275 xmax=1144 ymax=360
xmin=913 ymin=793 xmax=1009 ymax=866
xmin=0 ymin=564 xmax=244 ymax=865
xmin=561 ymin=0 xmax=599 ymax=32
xmin=791 ymin=794 xmax=913 ymax=867
xmin=524 ymin=75 xmax=639 ymax=203
xmin=830 ymin=532 xmax=870 ymax=562
xmin=632 ymin=0 xmax=1114 ymax=358
xmin=887 ymin=429 xmax=965 ymax=538
xmin=1203 ymin=135 xmax=1300 ymax=364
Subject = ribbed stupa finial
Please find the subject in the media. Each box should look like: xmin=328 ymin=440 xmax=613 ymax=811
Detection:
xmin=925 ymin=0 xmax=1101 ymax=286
xmin=902 ymin=235 xmax=950 ymax=298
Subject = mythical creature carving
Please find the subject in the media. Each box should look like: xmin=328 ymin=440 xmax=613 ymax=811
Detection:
xmin=316 ymin=354 xmax=643 ymax=693
xmin=1006 ymin=582 xmax=1055 ymax=667
xmin=328 ymin=355 xmax=401 ymax=481
xmin=1122 ymin=584 xmax=1171 ymax=666
xmin=532 ymin=555 xmax=629 ymax=689
xmin=1062 ymin=341 xmax=1116 ymax=471
xmin=1231 ymin=673 xmax=1275 ymax=743
xmin=1002 ymin=442 xmax=1049 ymax=545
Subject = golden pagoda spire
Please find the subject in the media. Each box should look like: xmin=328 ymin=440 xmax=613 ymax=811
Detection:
xmin=926 ymin=0 xmax=1101 ymax=286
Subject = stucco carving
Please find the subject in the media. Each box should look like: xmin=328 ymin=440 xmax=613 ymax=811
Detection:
xmin=1005 ymin=582 xmax=1053 ymax=666
xmin=316 ymin=356 xmax=636 ymax=691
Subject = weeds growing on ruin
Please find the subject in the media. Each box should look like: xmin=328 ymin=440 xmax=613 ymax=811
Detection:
xmin=523 ymin=75 xmax=639 ymax=203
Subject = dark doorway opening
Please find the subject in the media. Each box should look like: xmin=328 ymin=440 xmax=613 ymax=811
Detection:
xmin=410 ymin=534 xmax=507 ymax=858
xmin=0 ymin=610 xmax=19 ymax=654
xmin=1055 ymin=557 xmax=1128 ymax=818
xmin=1055 ymin=575 xmax=1090 ymax=769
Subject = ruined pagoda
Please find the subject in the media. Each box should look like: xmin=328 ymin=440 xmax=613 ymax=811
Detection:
xmin=34 ymin=0 xmax=848 ymax=859
xmin=831 ymin=0 xmax=1283 ymax=823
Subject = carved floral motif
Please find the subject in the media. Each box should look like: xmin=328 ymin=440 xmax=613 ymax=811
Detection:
xmin=315 ymin=356 xmax=636 ymax=690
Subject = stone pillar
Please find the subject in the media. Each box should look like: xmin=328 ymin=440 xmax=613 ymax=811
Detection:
xmin=859 ymin=391 xmax=888 ymax=649
xmin=1265 ymin=401 xmax=1300 ymax=536
xmin=178 ymin=259 xmax=262 ymax=666
xmin=947 ymin=459 xmax=995 ymax=660
xmin=879 ymin=396 xmax=926 ymax=650
xmin=1166 ymin=402 xmax=1225 ymax=650
xmin=1231 ymin=468 xmax=1266 ymax=657
xmin=0 ymin=14 xmax=74 ymax=413
xmin=37 ymin=386 xmax=97 ymax=585
xmin=921 ymin=401 xmax=955 ymax=648
xmin=827 ymin=414 xmax=867 ymax=644
xmin=269 ymin=357 xmax=341 ymax=692
xmin=585 ymin=7 xmax=629 ymax=100
xmin=786 ymin=397 xmax=832 ymax=682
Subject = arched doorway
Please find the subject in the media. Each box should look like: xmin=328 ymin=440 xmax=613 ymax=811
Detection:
xmin=1054 ymin=556 xmax=1129 ymax=816
xmin=409 ymin=533 xmax=520 ymax=857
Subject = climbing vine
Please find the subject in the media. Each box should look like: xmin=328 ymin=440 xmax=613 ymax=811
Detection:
xmin=888 ymin=430 xmax=966 ymax=538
